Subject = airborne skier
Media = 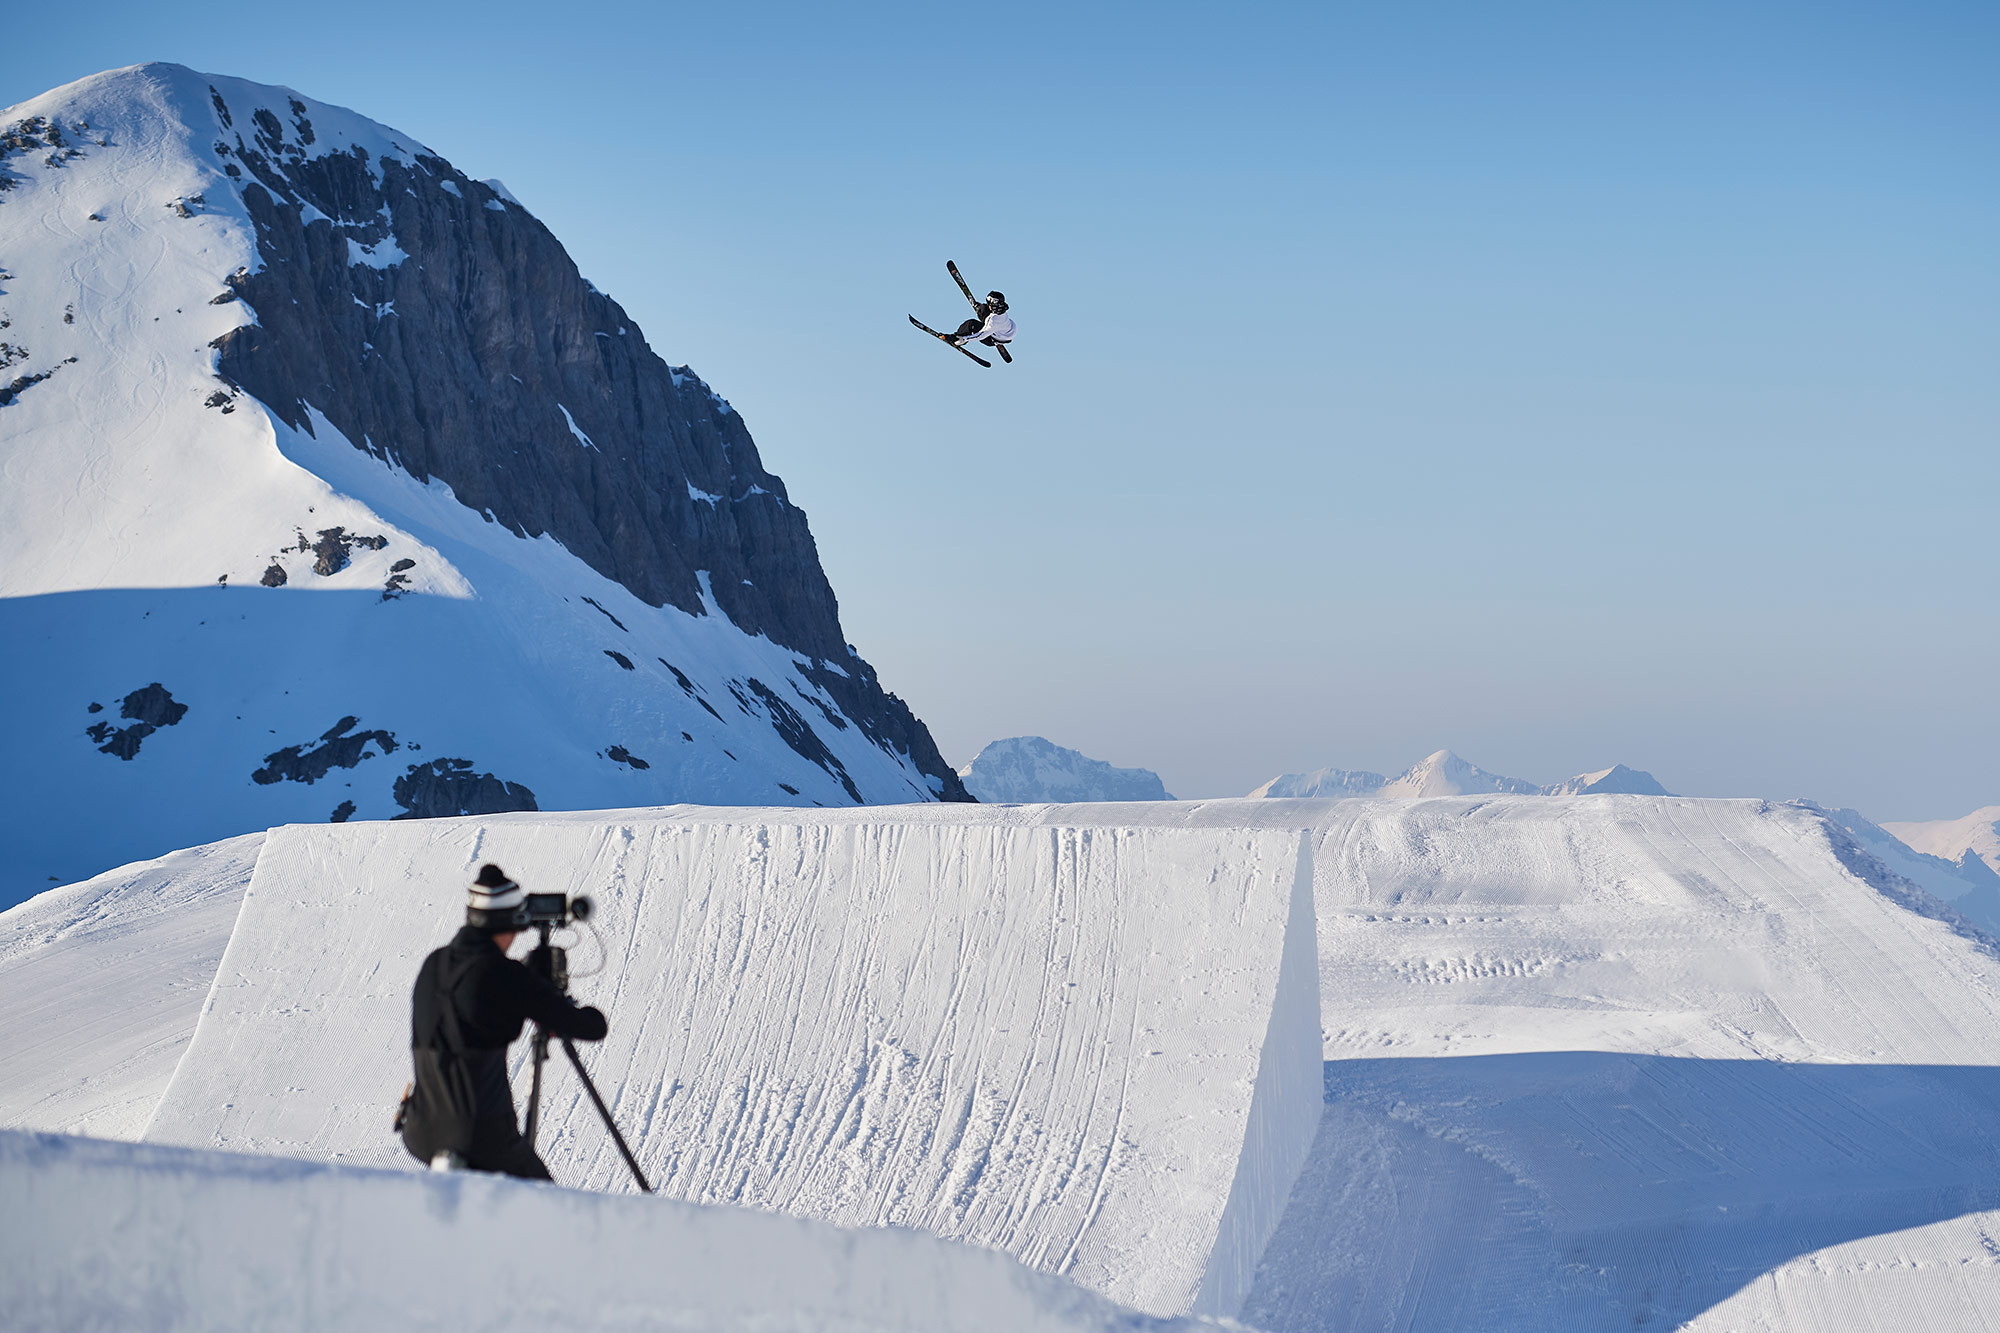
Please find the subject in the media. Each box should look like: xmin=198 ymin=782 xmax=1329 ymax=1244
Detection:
xmin=950 ymin=291 xmax=1014 ymax=351
xmin=909 ymin=261 xmax=1016 ymax=368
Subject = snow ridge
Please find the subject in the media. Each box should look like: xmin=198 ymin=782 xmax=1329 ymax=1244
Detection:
xmin=1250 ymin=749 xmax=1672 ymax=799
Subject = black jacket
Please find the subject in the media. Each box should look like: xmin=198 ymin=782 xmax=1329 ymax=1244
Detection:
xmin=411 ymin=926 xmax=607 ymax=1122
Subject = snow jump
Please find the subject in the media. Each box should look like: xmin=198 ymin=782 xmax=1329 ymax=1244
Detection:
xmin=910 ymin=261 xmax=1015 ymax=368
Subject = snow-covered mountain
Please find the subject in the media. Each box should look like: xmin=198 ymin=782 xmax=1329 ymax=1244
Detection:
xmin=1542 ymin=762 xmax=1673 ymax=795
xmin=1805 ymin=801 xmax=2000 ymax=934
xmin=1249 ymin=749 xmax=1672 ymax=799
xmin=957 ymin=736 xmax=1174 ymax=802
xmin=1885 ymin=806 xmax=2000 ymax=879
xmin=1246 ymin=766 xmax=1387 ymax=800
xmin=0 ymin=64 xmax=969 ymax=906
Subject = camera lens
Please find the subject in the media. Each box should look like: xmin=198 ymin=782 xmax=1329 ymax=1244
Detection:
xmin=571 ymin=895 xmax=594 ymax=923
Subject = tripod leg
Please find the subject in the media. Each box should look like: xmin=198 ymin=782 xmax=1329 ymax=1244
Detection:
xmin=524 ymin=1028 xmax=549 ymax=1145
xmin=561 ymin=1037 xmax=652 ymax=1193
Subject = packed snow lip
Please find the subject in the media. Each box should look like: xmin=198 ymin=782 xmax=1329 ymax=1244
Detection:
xmin=3 ymin=1129 xmax=1231 ymax=1333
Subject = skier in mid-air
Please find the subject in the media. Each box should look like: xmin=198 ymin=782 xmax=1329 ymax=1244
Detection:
xmin=909 ymin=261 xmax=1016 ymax=368
xmin=950 ymin=291 xmax=1014 ymax=351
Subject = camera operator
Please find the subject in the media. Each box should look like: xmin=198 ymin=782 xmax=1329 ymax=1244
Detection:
xmin=400 ymin=863 xmax=607 ymax=1180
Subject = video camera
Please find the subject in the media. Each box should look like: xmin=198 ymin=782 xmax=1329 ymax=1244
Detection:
xmin=523 ymin=892 xmax=593 ymax=927
xmin=521 ymin=893 xmax=592 ymax=993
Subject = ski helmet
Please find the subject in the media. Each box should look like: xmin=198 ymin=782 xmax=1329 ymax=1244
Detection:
xmin=986 ymin=291 xmax=1007 ymax=311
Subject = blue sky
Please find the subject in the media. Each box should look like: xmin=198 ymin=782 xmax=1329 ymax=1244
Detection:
xmin=7 ymin=2 xmax=1995 ymax=816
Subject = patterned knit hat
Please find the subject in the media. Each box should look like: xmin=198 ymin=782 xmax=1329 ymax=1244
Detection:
xmin=466 ymin=863 xmax=528 ymax=931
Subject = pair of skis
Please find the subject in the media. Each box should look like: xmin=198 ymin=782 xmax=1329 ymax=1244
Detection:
xmin=909 ymin=261 xmax=1013 ymax=368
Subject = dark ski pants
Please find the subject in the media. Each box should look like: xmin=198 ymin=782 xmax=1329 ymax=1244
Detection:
xmin=404 ymin=1114 xmax=553 ymax=1182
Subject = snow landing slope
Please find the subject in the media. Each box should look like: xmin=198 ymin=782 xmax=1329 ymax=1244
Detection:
xmin=1 ymin=1131 xmax=1223 ymax=1333
xmin=11 ymin=796 xmax=2000 ymax=1327
xmin=0 ymin=64 xmax=967 ymax=907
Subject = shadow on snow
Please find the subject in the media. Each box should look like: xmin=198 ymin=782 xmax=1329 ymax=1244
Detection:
xmin=1244 ymin=1052 xmax=2000 ymax=1332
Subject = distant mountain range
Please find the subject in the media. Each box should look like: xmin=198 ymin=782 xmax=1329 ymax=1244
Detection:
xmin=957 ymin=737 xmax=1174 ymax=803
xmin=1884 ymin=807 xmax=2000 ymax=879
xmin=1798 ymin=802 xmax=2000 ymax=936
xmin=1249 ymin=750 xmax=1673 ymax=800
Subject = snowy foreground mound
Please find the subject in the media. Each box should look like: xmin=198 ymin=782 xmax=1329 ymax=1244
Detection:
xmin=9 ymin=796 xmax=2000 ymax=1329
xmin=2 ymin=1131 xmax=1213 ymax=1333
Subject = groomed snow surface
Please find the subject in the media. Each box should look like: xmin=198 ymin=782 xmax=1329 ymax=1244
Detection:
xmin=8 ymin=796 xmax=2000 ymax=1329
xmin=1 ymin=1131 xmax=1213 ymax=1333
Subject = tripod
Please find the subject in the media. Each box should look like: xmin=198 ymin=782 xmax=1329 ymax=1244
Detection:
xmin=522 ymin=925 xmax=651 ymax=1192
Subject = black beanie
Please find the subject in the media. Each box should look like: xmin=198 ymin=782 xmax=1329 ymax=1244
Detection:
xmin=466 ymin=863 xmax=527 ymax=931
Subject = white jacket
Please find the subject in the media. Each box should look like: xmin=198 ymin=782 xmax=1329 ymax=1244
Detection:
xmin=955 ymin=308 xmax=1016 ymax=345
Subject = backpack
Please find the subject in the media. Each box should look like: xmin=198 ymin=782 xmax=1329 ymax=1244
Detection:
xmin=396 ymin=951 xmax=481 ymax=1162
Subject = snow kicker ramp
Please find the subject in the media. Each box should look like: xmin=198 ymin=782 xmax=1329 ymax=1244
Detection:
xmin=144 ymin=814 xmax=1321 ymax=1320
xmin=0 ymin=1130 xmax=1223 ymax=1333
xmin=0 ymin=834 xmax=264 ymax=1140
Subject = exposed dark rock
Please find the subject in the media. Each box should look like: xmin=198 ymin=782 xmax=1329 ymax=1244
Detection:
xmin=209 ymin=290 xmax=237 ymax=304
xmin=661 ymin=660 xmax=728 ymax=724
xmin=788 ymin=667 xmax=849 ymax=732
xmin=778 ymin=783 xmax=799 ymax=795
xmin=84 ymin=683 xmax=188 ymax=759
xmin=201 ymin=94 xmax=970 ymax=801
xmin=260 ymin=561 xmax=287 ymax=587
xmin=308 ymin=526 xmax=387 ymax=576
xmin=253 ymin=715 xmax=398 ymax=785
xmin=121 ymin=683 xmax=188 ymax=728
xmin=390 ymin=558 xmax=415 ymax=573
xmin=746 ymin=677 xmax=862 ymax=803
xmin=580 ymin=596 xmax=626 ymax=631
xmin=604 ymin=650 xmax=634 ymax=670
xmin=1 ymin=366 xmax=56 ymax=407
xmin=392 ymin=758 xmax=538 ymax=819
xmin=329 ymin=800 xmax=356 ymax=822
xmin=798 ymin=658 xmax=970 ymax=799
xmin=605 ymin=745 xmax=649 ymax=770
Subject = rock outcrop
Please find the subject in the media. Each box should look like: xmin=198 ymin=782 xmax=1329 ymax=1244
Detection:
xmin=199 ymin=82 xmax=965 ymax=800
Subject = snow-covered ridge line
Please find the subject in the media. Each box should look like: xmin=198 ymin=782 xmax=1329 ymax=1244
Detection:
xmin=1250 ymin=748 xmax=1671 ymax=799
xmin=2 ymin=1130 xmax=1218 ymax=1332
